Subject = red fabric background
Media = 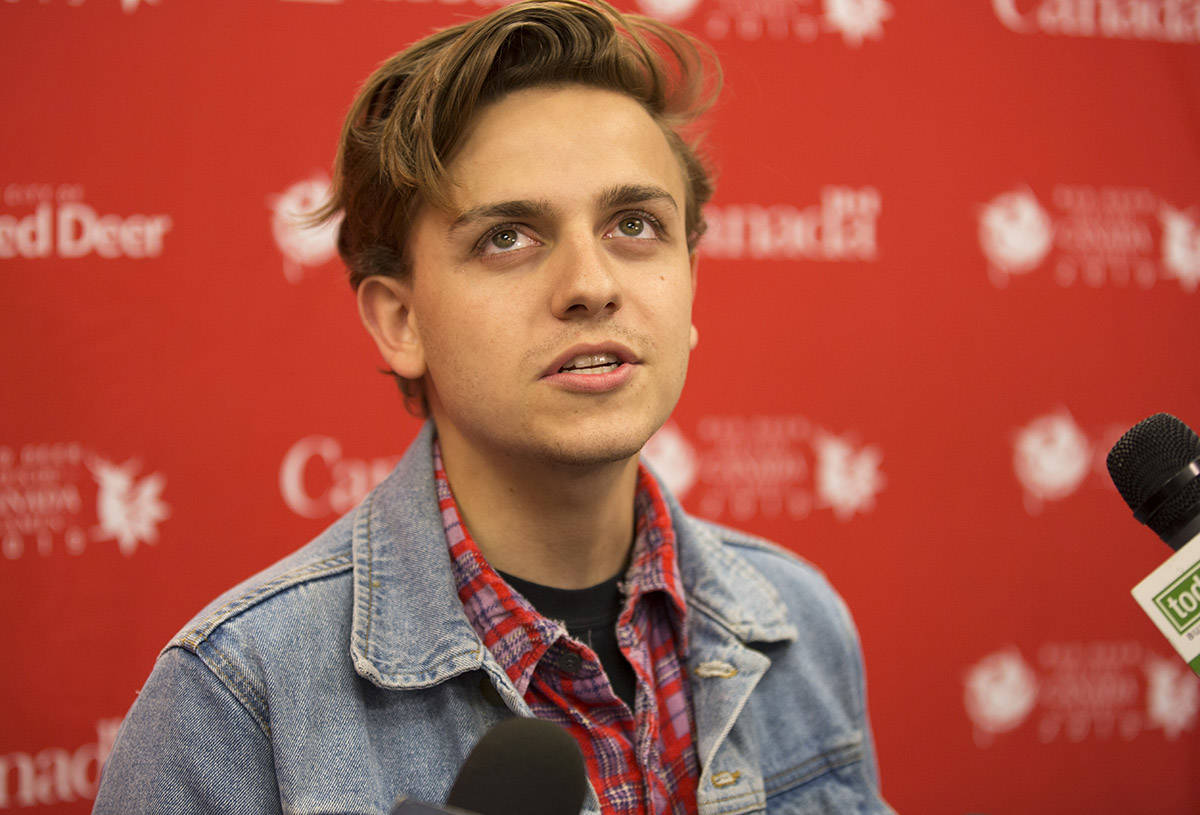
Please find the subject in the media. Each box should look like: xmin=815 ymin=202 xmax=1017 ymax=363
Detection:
xmin=3 ymin=1 xmax=1200 ymax=812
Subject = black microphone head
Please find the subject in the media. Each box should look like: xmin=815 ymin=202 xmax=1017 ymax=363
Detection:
xmin=1106 ymin=413 xmax=1200 ymax=547
xmin=446 ymin=717 xmax=587 ymax=815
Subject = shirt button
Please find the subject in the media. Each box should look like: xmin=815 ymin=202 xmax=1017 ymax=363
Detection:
xmin=560 ymin=652 xmax=583 ymax=675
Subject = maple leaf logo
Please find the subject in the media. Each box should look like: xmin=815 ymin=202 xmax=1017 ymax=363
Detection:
xmin=979 ymin=188 xmax=1055 ymax=285
xmin=634 ymin=0 xmax=703 ymax=23
xmin=122 ymin=0 xmax=161 ymax=13
xmin=642 ymin=422 xmax=699 ymax=500
xmin=269 ymin=175 xmax=341 ymax=284
xmin=1145 ymin=655 xmax=1200 ymax=740
xmin=812 ymin=432 xmax=884 ymax=520
xmin=89 ymin=457 xmax=170 ymax=556
xmin=824 ymin=0 xmax=893 ymax=46
xmin=964 ymin=648 xmax=1039 ymax=745
xmin=1160 ymin=205 xmax=1200 ymax=293
xmin=1013 ymin=410 xmax=1091 ymax=513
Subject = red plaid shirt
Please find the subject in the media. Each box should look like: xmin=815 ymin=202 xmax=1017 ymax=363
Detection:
xmin=434 ymin=443 xmax=699 ymax=815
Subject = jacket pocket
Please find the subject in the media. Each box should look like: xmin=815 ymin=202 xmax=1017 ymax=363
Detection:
xmin=762 ymin=740 xmax=881 ymax=815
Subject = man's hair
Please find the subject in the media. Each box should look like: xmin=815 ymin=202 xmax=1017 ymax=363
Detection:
xmin=318 ymin=0 xmax=721 ymax=412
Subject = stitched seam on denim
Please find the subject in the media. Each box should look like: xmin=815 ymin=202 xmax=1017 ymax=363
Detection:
xmin=703 ymin=801 xmax=762 ymax=815
xmin=724 ymin=542 xmax=820 ymax=580
xmin=689 ymin=525 xmax=795 ymax=639
xmin=701 ymin=782 xmax=765 ymax=805
xmin=700 ymin=744 xmax=865 ymax=809
xmin=686 ymin=594 xmax=750 ymax=642
xmin=362 ymin=487 xmax=377 ymax=653
xmin=712 ymin=535 xmax=774 ymax=592
xmin=704 ymin=799 xmax=767 ymax=815
xmin=377 ymin=645 xmax=487 ymax=685
xmin=715 ymin=529 xmax=819 ymax=573
xmin=763 ymin=743 xmax=858 ymax=784
xmin=763 ymin=743 xmax=864 ymax=797
xmin=191 ymin=642 xmax=272 ymax=740
xmin=704 ymin=787 xmax=763 ymax=803
xmin=172 ymin=554 xmax=352 ymax=650
xmin=699 ymin=522 xmax=829 ymax=613
xmin=693 ymin=517 xmax=799 ymax=557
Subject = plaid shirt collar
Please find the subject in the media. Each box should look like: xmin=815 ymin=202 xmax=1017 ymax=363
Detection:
xmin=434 ymin=440 xmax=688 ymax=696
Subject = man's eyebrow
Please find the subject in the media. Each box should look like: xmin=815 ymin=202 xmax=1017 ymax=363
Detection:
xmin=447 ymin=184 xmax=679 ymax=235
xmin=597 ymin=184 xmax=679 ymax=214
xmin=448 ymin=199 xmax=555 ymax=234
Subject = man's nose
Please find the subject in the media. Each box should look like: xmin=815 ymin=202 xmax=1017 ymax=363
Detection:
xmin=548 ymin=233 xmax=623 ymax=319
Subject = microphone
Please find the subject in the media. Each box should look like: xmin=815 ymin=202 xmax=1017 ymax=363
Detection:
xmin=1106 ymin=413 xmax=1200 ymax=676
xmin=1106 ymin=413 xmax=1200 ymax=550
xmin=390 ymin=717 xmax=588 ymax=815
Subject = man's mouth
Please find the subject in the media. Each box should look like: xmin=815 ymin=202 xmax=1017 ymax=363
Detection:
xmin=558 ymin=353 xmax=622 ymax=375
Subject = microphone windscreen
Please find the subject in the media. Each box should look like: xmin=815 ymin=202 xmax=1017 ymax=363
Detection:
xmin=1106 ymin=413 xmax=1200 ymax=544
xmin=446 ymin=717 xmax=587 ymax=815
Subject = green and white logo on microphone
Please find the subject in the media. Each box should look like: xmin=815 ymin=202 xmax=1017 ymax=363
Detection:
xmin=1154 ymin=564 xmax=1200 ymax=635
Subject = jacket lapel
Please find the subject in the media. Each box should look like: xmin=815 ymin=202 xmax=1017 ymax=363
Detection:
xmin=658 ymin=469 xmax=798 ymax=815
xmin=349 ymin=422 xmax=492 ymax=690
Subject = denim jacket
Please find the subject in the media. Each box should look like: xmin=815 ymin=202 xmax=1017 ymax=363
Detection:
xmin=95 ymin=423 xmax=895 ymax=815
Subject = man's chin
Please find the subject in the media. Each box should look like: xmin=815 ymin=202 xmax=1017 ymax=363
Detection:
xmin=530 ymin=423 xmax=659 ymax=469
xmin=538 ymin=436 xmax=648 ymax=469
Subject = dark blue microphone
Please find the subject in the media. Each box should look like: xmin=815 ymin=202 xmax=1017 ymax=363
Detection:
xmin=390 ymin=717 xmax=587 ymax=815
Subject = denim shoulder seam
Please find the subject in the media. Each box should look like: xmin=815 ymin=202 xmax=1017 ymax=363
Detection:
xmin=697 ymin=519 xmax=824 ymax=575
xmin=185 ymin=639 xmax=273 ymax=739
xmin=359 ymin=487 xmax=378 ymax=654
xmin=169 ymin=552 xmax=353 ymax=652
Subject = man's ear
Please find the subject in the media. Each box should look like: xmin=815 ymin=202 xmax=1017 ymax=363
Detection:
xmin=357 ymin=275 xmax=426 ymax=379
xmin=689 ymin=250 xmax=700 ymax=350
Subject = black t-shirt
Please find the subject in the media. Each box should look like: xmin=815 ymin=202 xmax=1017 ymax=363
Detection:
xmin=497 ymin=569 xmax=638 ymax=712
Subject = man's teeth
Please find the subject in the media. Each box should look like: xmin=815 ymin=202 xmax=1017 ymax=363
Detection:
xmin=560 ymin=353 xmax=621 ymax=373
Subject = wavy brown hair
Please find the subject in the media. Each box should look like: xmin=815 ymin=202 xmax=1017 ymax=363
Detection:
xmin=316 ymin=0 xmax=721 ymax=410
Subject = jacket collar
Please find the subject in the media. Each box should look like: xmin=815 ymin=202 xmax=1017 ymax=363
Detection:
xmin=662 ymin=483 xmax=798 ymax=648
xmin=349 ymin=422 xmax=795 ymax=690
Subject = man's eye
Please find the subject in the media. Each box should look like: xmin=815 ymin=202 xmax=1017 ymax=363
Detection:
xmin=609 ymin=213 xmax=662 ymax=240
xmin=491 ymin=229 xmax=519 ymax=248
xmin=479 ymin=226 xmax=536 ymax=255
xmin=619 ymin=217 xmax=645 ymax=236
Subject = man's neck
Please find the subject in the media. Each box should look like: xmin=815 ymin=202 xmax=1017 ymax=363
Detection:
xmin=435 ymin=427 xmax=641 ymax=590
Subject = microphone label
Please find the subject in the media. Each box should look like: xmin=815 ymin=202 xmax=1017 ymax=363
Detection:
xmin=1154 ymin=564 xmax=1200 ymax=635
xmin=1132 ymin=535 xmax=1200 ymax=676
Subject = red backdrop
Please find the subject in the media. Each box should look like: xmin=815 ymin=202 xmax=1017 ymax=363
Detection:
xmin=3 ymin=1 xmax=1200 ymax=812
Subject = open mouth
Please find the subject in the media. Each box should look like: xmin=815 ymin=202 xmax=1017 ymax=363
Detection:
xmin=558 ymin=353 xmax=622 ymax=375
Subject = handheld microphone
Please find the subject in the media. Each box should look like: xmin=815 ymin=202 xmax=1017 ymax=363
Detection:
xmin=1107 ymin=413 xmax=1200 ymax=676
xmin=390 ymin=717 xmax=588 ymax=815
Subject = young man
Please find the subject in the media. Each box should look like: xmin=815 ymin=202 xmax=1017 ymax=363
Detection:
xmin=95 ymin=2 xmax=894 ymax=813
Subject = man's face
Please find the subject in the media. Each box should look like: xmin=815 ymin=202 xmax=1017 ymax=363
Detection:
xmin=404 ymin=84 xmax=697 ymax=467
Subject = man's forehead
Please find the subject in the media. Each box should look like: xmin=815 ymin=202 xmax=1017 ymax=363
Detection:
xmin=443 ymin=85 xmax=688 ymax=214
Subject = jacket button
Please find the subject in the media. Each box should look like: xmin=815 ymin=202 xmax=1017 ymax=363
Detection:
xmin=560 ymin=652 xmax=583 ymax=675
xmin=712 ymin=770 xmax=741 ymax=788
xmin=479 ymin=675 xmax=505 ymax=707
xmin=694 ymin=660 xmax=738 ymax=678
